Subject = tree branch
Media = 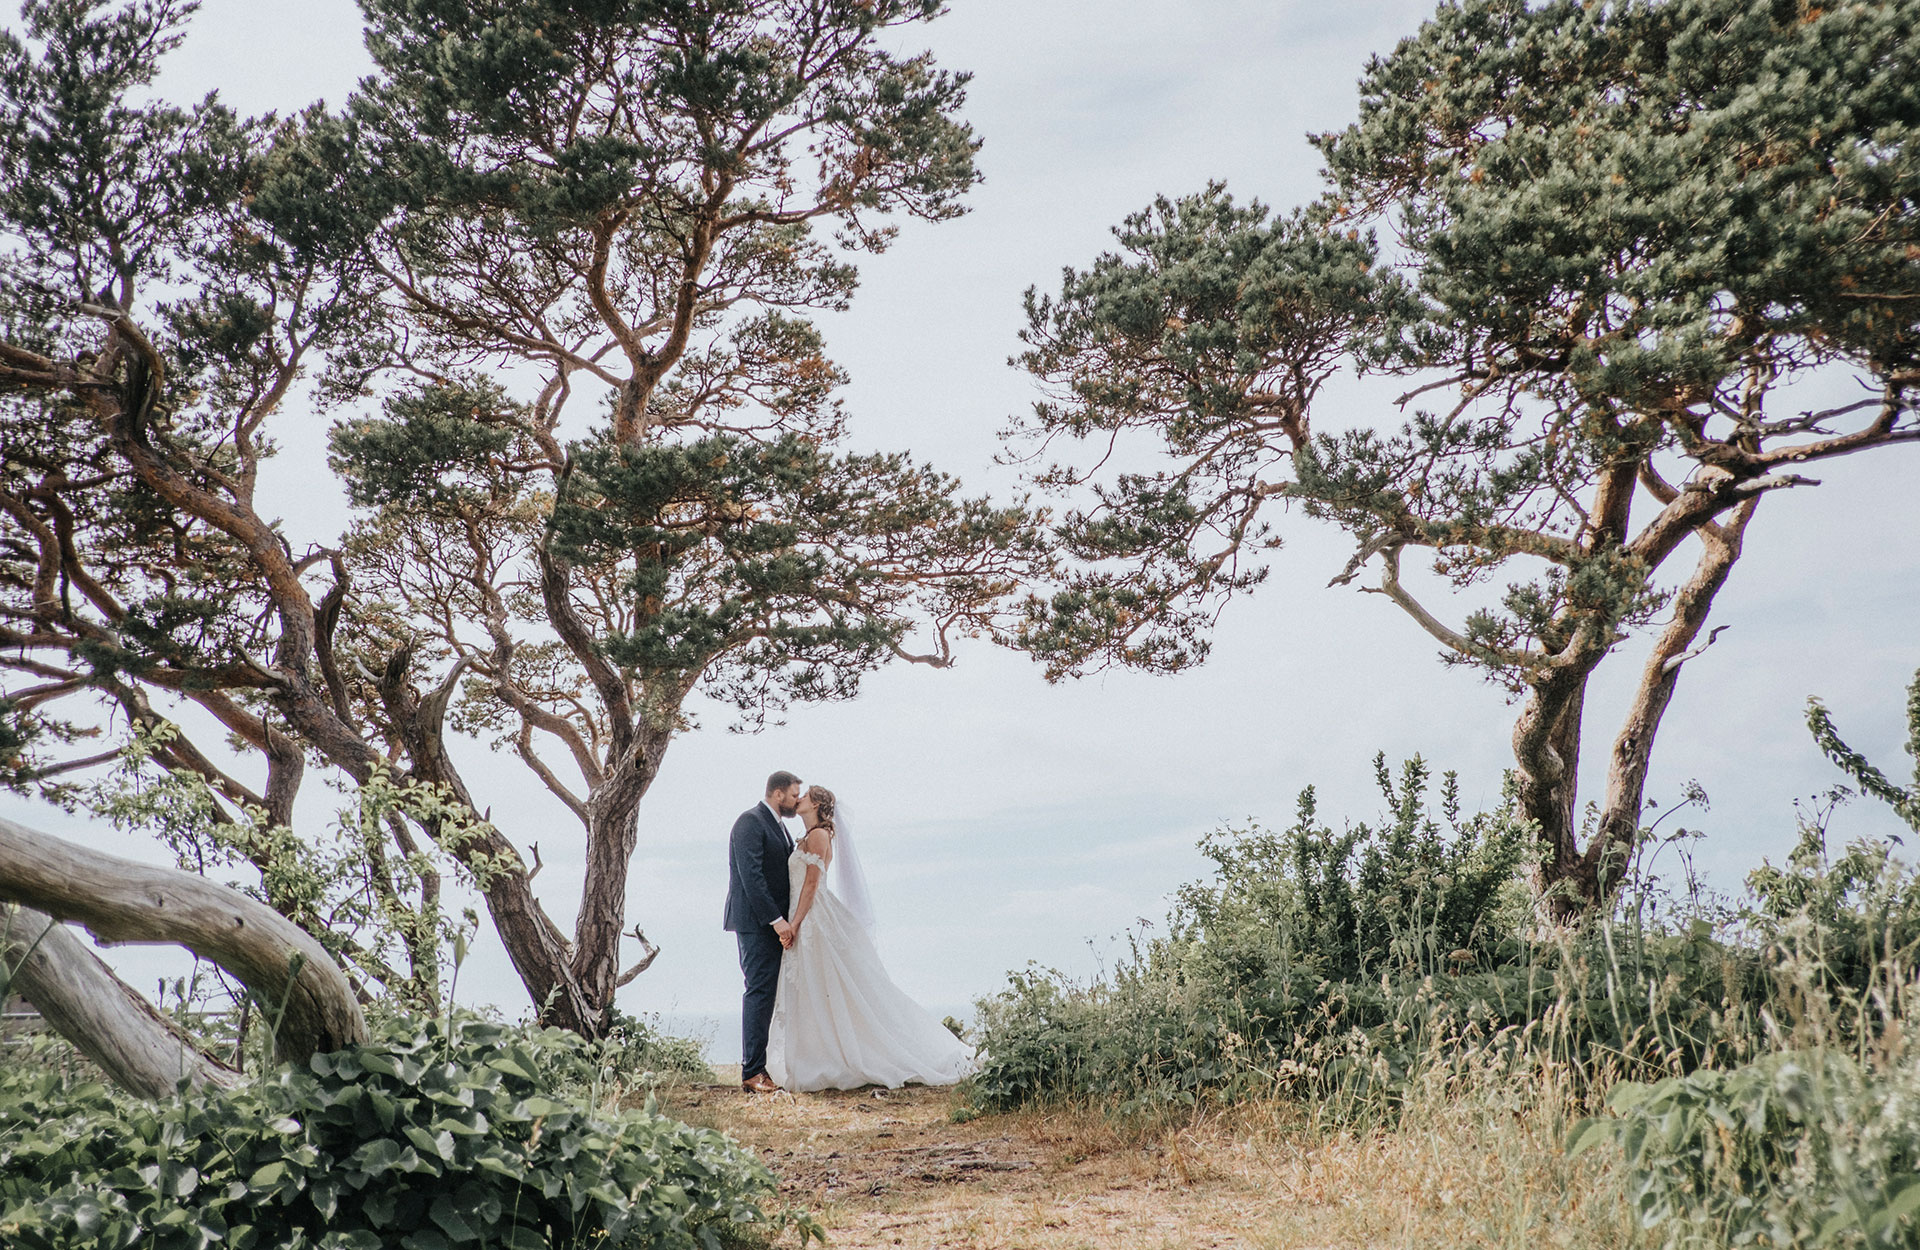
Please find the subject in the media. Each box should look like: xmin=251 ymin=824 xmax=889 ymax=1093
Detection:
xmin=0 ymin=816 xmax=368 ymax=1064
xmin=1360 ymin=545 xmax=1539 ymax=669
xmin=614 ymin=925 xmax=659 ymax=987
xmin=3 ymin=904 xmax=243 ymax=1097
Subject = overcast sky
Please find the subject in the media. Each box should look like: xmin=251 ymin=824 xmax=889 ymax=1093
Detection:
xmin=6 ymin=0 xmax=1918 ymax=1047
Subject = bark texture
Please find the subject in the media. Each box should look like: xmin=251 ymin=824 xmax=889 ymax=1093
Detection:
xmin=0 ymin=815 xmax=368 ymax=1065
xmin=3 ymin=903 xmax=242 ymax=1097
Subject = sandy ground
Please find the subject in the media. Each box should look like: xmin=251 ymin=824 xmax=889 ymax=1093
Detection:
xmin=666 ymin=1073 xmax=1264 ymax=1249
xmin=654 ymin=1056 xmax=1639 ymax=1250
xmin=657 ymin=1064 xmax=1629 ymax=1250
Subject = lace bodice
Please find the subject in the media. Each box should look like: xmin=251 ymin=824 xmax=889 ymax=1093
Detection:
xmin=791 ymin=848 xmax=828 ymax=872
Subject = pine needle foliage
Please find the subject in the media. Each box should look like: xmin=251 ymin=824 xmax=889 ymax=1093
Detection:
xmin=1008 ymin=0 xmax=1920 ymax=908
xmin=0 ymin=0 xmax=1044 ymax=1032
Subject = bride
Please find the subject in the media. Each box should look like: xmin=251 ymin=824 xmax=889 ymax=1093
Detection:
xmin=764 ymin=785 xmax=977 ymax=1092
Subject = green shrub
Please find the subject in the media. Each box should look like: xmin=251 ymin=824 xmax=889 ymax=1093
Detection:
xmin=967 ymin=752 xmax=1920 ymax=1240
xmin=965 ymin=754 xmax=1902 ymax=1119
xmin=969 ymin=754 xmax=1552 ymax=1115
xmin=1748 ymin=806 xmax=1920 ymax=1011
xmin=1567 ymin=687 xmax=1920 ymax=1249
xmin=1571 ymin=1049 xmax=1920 ymax=1248
xmin=968 ymin=677 xmax=1920 ymax=1239
xmin=1184 ymin=755 xmax=1535 ymax=983
xmin=0 ymin=1014 xmax=814 ymax=1250
xmin=600 ymin=1010 xmax=715 ymax=1088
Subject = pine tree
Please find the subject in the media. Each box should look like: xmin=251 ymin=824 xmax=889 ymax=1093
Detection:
xmin=0 ymin=0 xmax=1042 ymax=1032
xmin=1010 ymin=0 xmax=1920 ymax=911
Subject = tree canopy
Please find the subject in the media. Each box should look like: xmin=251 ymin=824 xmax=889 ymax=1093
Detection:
xmin=0 ymin=0 xmax=1041 ymax=1033
xmin=1011 ymin=0 xmax=1920 ymax=907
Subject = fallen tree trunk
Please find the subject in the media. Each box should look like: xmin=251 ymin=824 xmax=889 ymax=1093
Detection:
xmin=2 ymin=904 xmax=242 ymax=1097
xmin=0 ymin=815 xmax=368 ymax=1071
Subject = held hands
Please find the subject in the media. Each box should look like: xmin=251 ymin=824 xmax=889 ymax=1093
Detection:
xmin=773 ymin=918 xmax=796 ymax=949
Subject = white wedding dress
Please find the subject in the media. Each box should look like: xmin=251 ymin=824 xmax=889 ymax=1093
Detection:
xmin=764 ymin=841 xmax=977 ymax=1092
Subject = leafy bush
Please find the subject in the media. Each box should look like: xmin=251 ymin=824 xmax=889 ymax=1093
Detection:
xmin=600 ymin=1009 xmax=716 ymax=1087
xmin=1571 ymin=1049 xmax=1920 ymax=1248
xmin=1567 ymin=680 xmax=1920 ymax=1249
xmin=966 ymin=753 xmax=1910 ymax=1119
xmin=969 ymin=676 xmax=1920 ymax=1243
xmin=84 ymin=727 xmax=492 ymax=1013
xmin=969 ymin=755 xmax=1553 ymax=1115
xmin=0 ymin=1014 xmax=813 ymax=1250
xmin=1175 ymin=755 xmax=1534 ymax=982
xmin=968 ymin=750 xmax=1920 ymax=1239
xmin=1747 ymin=810 xmax=1920 ymax=1016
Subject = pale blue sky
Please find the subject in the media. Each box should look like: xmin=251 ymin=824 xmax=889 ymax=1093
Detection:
xmin=5 ymin=0 xmax=1917 ymax=1044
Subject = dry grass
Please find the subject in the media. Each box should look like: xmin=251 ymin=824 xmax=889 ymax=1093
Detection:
xmin=656 ymin=1065 xmax=1638 ymax=1249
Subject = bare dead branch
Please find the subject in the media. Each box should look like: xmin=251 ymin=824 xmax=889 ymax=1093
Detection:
xmin=614 ymin=925 xmax=659 ymax=987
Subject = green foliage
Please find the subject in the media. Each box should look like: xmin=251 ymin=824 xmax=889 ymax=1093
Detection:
xmin=1808 ymin=666 xmax=1920 ymax=834
xmin=1011 ymin=185 xmax=1416 ymax=674
xmin=0 ymin=698 xmax=36 ymax=777
xmin=331 ymin=380 xmax=522 ymax=512
xmin=598 ymin=1009 xmax=717 ymax=1089
xmin=1571 ymin=1049 xmax=1920 ymax=1248
xmin=967 ymin=753 xmax=1920 ymax=1121
xmin=1526 ymin=674 xmax=1920 ymax=1246
xmin=0 ymin=1014 xmax=813 ymax=1250
xmin=0 ymin=697 xmax=92 ymax=800
xmin=0 ymin=0 xmax=389 ymax=763
xmin=87 ymin=725 xmax=485 ymax=1010
xmin=315 ymin=0 xmax=1037 ymax=725
xmin=970 ymin=755 xmax=1557 ymax=1115
xmin=0 ymin=0 xmax=246 ymax=296
xmin=1320 ymin=0 xmax=1920 ymax=384
xmin=1008 ymin=0 xmax=1920 ymax=906
xmin=1016 ymin=0 xmax=1920 ymax=682
xmin=1175 ymin=754 xmax=1534 ymax=983
xmin=1747 ymin=802 xmax=1920 ymax=1008
xmin=0 ymin=0 xmax=1035 ymax=1033
xmin=968 ymin=730 xmax=1920 ymax=1242
xmin=531 ymin=428 xmax=1041 ymax=720
xmin=354 ymin=0 xmax=978 ymax=236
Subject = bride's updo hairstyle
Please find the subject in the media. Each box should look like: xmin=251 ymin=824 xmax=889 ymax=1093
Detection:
xmin=806 ymin=785 xmax=837 ymax=830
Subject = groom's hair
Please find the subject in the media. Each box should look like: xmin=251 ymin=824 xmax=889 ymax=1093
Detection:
xmin=765 ymin=770 xmax=801 ymax=795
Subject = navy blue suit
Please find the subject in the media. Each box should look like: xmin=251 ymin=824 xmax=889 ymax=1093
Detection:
xmin=724 ymin=802 xmax=793 ymax=1080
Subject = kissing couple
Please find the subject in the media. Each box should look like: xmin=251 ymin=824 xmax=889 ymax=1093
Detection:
xmin=723 ymin=771 xmax=977 ymax=1093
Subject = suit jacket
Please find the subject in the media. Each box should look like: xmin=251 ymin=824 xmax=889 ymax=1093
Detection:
xmin=723 ymin=802 xmax=793 ymax=933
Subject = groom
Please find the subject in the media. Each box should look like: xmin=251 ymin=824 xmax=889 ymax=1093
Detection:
xmin=724 ymin=770 xmax=802 ymax=1094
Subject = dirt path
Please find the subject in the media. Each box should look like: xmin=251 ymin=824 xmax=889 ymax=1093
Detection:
xmin=666 ymin=1074 xmax=1302 ymax=1249
xmin=658 ymin=1067 xmax=1625 ymax=1249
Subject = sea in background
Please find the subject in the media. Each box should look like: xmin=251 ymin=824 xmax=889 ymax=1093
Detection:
xmin=648 ymin=1005 xmax=977 ymax=1065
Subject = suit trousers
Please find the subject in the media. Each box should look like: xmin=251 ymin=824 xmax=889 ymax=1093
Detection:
xmin=737 ymin=926 xmax=783 ymax=1079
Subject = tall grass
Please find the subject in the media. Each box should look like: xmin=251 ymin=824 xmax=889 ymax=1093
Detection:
xmin=968 ymin=752 xmax=1920 ymax=1247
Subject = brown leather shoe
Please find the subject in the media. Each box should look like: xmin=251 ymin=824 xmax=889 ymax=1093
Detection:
xmin=741 ymin=1072 xmax=782 ymax=1094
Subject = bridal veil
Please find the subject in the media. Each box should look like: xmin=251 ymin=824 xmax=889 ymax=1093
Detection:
xmin=829 ymin=801 xmax=877 ymax=935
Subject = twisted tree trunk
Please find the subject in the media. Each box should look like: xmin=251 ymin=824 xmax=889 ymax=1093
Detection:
xmin=571 ymin=735 xmax=668 ymax=1022
xmin=0 ymin=815 xmax=368 ymax=1079
xmin=1587 ymin=501 xmax=1757 ymax=883
xmin=1519 ymin=502 xmax=1759 ymax=918
xmin=2 ymin=904 xmax=242 ymax=1097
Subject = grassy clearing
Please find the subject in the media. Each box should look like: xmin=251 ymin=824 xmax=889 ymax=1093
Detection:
xmin=951 ymin=718 xmax=1920 ymax=1247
